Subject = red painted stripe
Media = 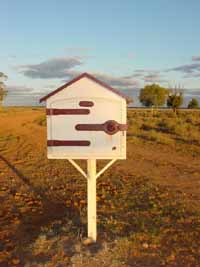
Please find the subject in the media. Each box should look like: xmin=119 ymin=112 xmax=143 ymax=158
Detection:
xmin=46 ymin=108 xmax=90 ymax=115
xmin=47 ymin=140 xmax=90 ymax=146
xmin=79 ymin=101 xmax=94 ymax=107
xmin=75 ymin=124 xmax=103 ymax=131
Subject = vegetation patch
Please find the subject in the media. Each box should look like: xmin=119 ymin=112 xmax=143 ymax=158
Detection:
xmin=33 ymin=115 xmax=46 ymax=126
xmin=0 ymin=134 xmax=17 ymax=142
xmin=127 ymin=109 xmax=200 ymax=151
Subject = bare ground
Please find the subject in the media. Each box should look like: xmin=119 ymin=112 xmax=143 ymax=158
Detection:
xmin=0 ymin=107 xmax=200 ymax=267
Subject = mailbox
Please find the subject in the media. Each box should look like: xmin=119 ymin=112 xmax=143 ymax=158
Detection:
xmin=40 ymin=72 xmax=128 ymax=159
xmin=40 ymin=72 xmax=128 ymax=242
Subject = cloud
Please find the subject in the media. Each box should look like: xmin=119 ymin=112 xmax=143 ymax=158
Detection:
xmin=143 ymin=74 xmax=159 ymax=82
xmin=166 ymin=63 xmax=200 ymax=74
xmin=124 ymin=73 xmax=144 ymax=79
xmin=62 ymin=72 xmax=139 ymax=89
xmin=131 ymin=73 xmax=144 ymax=78
xmin=183 ymin=72 xmax=200 ymax=78
xmin=8 ymin=55 xmax=17 ymax=60
xmin=19 ymin=57 xmax=82 ymax=79
xmin=93 ymin=73 xmax=139 ymax=89
xmin=192 ymin=56 xmax=200 ymax=61
xmin=182 ymin=88 xmax=200 ymax=96
xmin=134 ymin=69 xmax=160 ymax=74
xmin=4 ymin=85 xmax=46 ymax=106
xmin=88 ymin=71 xmax=167 ymax=89
xmin=17 ymin=53 xmax=140 ymax=90
xmin=166 ymin=56 xmax=200 ymax=79
xmin=143 ymin=73 xmax=167 ymax=83
xmin=126 ymin=70 xmax=167 ymax=84
xmin=124 ymin=70 xmax=162 ymax=80
xmin=6 ymin=85 xmax=35 ymax=95
xmin=166 ymin=56 xmax=200 ymax=78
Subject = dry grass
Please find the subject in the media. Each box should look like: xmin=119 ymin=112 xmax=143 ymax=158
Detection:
xmin=0 ymin=107 xmax=200 ymax=267
xmin=128 ymin=109 xmax=200 ymax=153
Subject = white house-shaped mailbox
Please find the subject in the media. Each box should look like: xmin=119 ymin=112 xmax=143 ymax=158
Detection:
xmin=40 ymin=72 xmax=128 ymax=242
xmin=40 ymin=72 xmax=128 ymax=159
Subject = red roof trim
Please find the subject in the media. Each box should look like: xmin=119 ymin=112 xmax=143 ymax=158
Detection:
xmin=39 ymin=72 xmax=129 ymax=103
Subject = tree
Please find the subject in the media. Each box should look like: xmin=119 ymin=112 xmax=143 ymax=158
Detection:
xmin=167 ymin=91 xmax=183 ymax=113
xmin=127 ymin=97 xmax=134 ymax=105
xmin=0 ymin=72 xmax=7 ymax=106
xmin=139 ymin=84 xmax=168 ymax=109
xmin=188 ymin=98 xmax=199 ymax=109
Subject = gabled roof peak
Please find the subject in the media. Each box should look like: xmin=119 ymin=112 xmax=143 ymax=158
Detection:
xmin=39 ymin=72 xmax=129 ymax=103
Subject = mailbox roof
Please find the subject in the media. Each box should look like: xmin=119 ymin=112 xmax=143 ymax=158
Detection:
xmin=39 ymin=72 xmax=129 ymax=103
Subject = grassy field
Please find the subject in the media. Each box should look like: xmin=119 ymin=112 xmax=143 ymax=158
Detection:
xmin=0 ymin=107 xmax=200 ymax=267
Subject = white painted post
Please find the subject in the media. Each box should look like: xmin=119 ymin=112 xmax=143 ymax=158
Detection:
xmin=87 ymin=159 xmax=97 ymax=242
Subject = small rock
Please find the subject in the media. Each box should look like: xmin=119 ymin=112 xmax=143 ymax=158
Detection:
xmin=12 ymin=258 xmax=20 ymax=265
xmin=38 ymin=234 xmax=47 ymax=241
xmin=82 ymin=237 xmax=94 ymax=246
xmin=74 ymin=243 xmax=81 ymax=252
xmin=142 ymin=242 xmax=149 ymax=249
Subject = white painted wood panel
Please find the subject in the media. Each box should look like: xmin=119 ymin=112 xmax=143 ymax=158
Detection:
xmin=47 ymin=97 xmax=126 ymax=159
xmin=46 ymin=76 xmax=126 ymax=159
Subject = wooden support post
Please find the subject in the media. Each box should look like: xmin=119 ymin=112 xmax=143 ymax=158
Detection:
xmin=96 ymin=159 xmax=117 ymax=179
xmin=87 ymin=159 xmax=97 ymax=242
xmin=68 ymin=159 xmax=87 ymax=179
xmin=68 ymin=158 xmax=117 ymax=242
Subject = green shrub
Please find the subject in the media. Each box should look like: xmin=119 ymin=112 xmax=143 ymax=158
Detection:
xmin=33 ymin=115 xmax=46 ymax=126
xmin=188 ymin=98 xmax=199 ymax=109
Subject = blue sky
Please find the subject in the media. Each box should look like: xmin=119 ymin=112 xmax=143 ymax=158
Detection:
xmin=1 ymin=0 xmax=200 ymax=100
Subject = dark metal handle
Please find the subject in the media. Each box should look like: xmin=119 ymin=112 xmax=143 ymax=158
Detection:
xmin=75 ymin=120 xmax=127 ymax=135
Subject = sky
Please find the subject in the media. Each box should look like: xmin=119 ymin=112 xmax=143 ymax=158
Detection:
xmin=1 ymin=0 xmax=200 ymax=105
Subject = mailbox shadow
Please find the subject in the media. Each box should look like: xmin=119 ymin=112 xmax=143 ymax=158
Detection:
xmin=0 ymin=154 xmax=32 ymax=187
xmin=0 ymin=154 xmax=88 ymax=261
xmin=0 ymin=154 xmax=82 ymax=218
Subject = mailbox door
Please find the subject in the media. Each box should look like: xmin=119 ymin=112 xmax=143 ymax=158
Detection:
xmin=47 ymin=97 xmax=126 ymax=159
xmin=86 ymin=98 xmax=125 ymax=159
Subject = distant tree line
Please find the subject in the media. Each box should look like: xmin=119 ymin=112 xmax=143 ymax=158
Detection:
xmin=0 ymin=72 xmax=7 ymax=106
xmin=139 ymin=84 xmax=199 ymax=112
xmin=0 ymin=71 xmax=199 ymax=110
